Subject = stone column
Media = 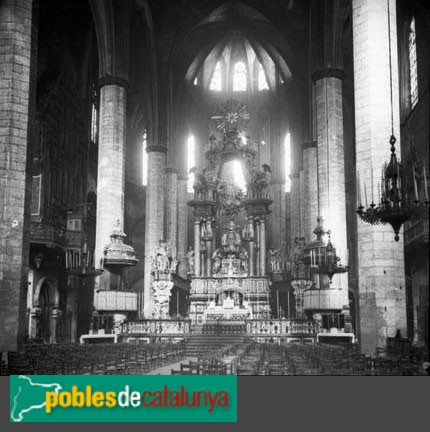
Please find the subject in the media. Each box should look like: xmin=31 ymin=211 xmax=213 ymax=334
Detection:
xmin=166 ymin=168 xmax=178 ymax=254
xmin=352 ymin=0 xmax=406 ymax=354
xmin=299 ymin=170 xmax=305 ymax=238
xmin=248 ymin=218 xmax=255 ymax=277
xmin=0 ymin=0 xmax=37 ymax=352
xmin=177 ymin=175 xmax=188 ymax=278
xmin=143 ymin=147 xmax=166 ymax=317
xmin=193 ymin=220 xmax=201 ymax=277
xmin=29 ymin=307 xmax=41 ymax=340
xmin=302 ymin=141 xmax=318 ymax=243
xmin=289 ymin=172 xmax=300 ymax=240
xmin=259 ymin=218 xmax=266 ymax=276
xmin=269 ymin=182 xmax=287 ymax=256
xmin=95 ymin=81 xmax=127 ymax=270
xmin=205 ymin=219 xmax=213 ymax=277
xmin=255 ymin=220 xmax=261 ymax=276
xmin=313 ymin=69 xmax=349 ymax=297
xmin=49 ymin=308 xmax=62 ymax=345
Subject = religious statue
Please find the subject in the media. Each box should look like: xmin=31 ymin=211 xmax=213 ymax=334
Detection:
xmin=206 ymin=134 xmax=219 ymax=152
xmin=249 ymin=164 xmax=272 ymax=197
xmin=189 ymin=167 xmax=208 ymax=198
xmin=268 ymin=247 xmax=281 ymax=273
xmin=291 ymin=237 xmax=306 ymax=261
xmin=221 ymin=221 xmax=242 ymax=253
xmin=239 ymin=248 xmax=249 ymax=273
xmin=201 ymin=219 xmax=213 ymax=239
xmin=212 ymin=249 xmax=222 ymax=274
xmin=151 ymin=241 xmax=178 ymax=279
xmin=211 ymin=221 xmax=249 ymax=277
xmin=155 ymin=241 xmax=169 ymax=272
xmin=186 ymin=246 xmax=195 ymax=275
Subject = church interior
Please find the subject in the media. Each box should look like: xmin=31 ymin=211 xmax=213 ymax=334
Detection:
xmin=0 ymin=0 xmax=429 ymax=376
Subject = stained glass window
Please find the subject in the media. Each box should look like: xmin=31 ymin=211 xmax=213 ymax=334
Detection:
xmin=258 ymin=63 xmax=269 ymax=90
xmin=284 ymin=133 xmax=291 ymax=192
xmin=408 ymin=17 xmax=418 ymax=109
xmin=90 ymin=87 xmax=99 ymax=144
xmin=233 ymin=61 xmax=247 ymax=92
xmin=142 ymin=130 xmax=148 ymax=186
xmin=209 ymin=62 xmax=222 ymax=91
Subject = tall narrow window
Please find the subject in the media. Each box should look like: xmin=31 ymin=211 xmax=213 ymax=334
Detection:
xmin=258 ymin=63 xmax=269 ymax=91
xmin=233 ymin=61 xmax=247 ymax=92
xmin=408 ymin=16 xmax=418 ymax=109
xmin=142 ymin=130 xmax=148 ymax=186
xmin=187 ymin=135 xmax=196 ymax=193
xmin=209 ymin=62 xmax=222 ymax=91
xmin=284 ymin=133 xmax=291 ymax=192
xmin=90 ymin=87 xmax=99 ymax=144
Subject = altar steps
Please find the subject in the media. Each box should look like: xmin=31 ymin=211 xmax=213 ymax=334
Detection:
xmin=184 ymin=334 xmax=248 ymax=357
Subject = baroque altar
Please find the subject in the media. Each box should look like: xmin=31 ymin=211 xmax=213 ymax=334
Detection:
xmin=187 ymin=100 xmax=273 ymax=325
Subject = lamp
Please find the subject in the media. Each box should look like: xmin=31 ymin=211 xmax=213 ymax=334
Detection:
xmin=356 ymin=0 xmax=428 ymax=241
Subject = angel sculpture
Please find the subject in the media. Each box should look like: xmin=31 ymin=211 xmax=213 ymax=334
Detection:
xmin=250 ymin=164 xmax=272 ymax=197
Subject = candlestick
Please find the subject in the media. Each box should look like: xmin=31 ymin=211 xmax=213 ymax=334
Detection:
xmin=371 ymin=163 xmax=374 ymax=203
xmin=357 ymin=171 xmax=362 ymax=206
xmin=364 ymin=181 xmax=368 ymax=208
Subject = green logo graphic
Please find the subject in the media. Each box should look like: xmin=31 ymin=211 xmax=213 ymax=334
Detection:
xmin=10 ymin=375 xmax=237 ymax=423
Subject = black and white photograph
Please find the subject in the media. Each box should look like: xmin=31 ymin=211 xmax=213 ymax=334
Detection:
xmin=0 ymin=0 xmax=429 ymax=384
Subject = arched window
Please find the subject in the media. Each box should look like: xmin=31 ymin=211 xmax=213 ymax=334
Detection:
xmin=258 ymin=63 xmax=269 ymax=91
xmin=209 ymin=62 xmax=222 ymax=91
xmin=233 ymin=61 xmax=247 ymax=92
xmin=90 ymin=86 xmax=99 ymax=144
xmin=142 ymin=130 xmax=148 ymax=186
xmin=187 ymin=134 xmax=196 ymax=193
xmin=408 ymin=16 xmax=418 ymax=109
xmin=284 ymin=133 xmax=291 ymax=192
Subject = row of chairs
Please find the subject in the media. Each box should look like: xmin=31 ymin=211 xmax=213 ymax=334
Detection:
xmin=284 ymin=343 xmax=427 ymax=375
xmin=172 ymin=359 xmax=228 ymax=375
xmin=5 ymin=341 xmax=186 ymax=375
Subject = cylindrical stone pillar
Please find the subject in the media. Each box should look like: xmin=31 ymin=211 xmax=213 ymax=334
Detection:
xmin=302 ymin=141 xmax=318 ymax=243
xmin=95 ymin=83 xmax=127 ymax=270
xmin=255 ymin=220 xmax=261 ymax=276
xmin=289 ymin=172 xmax=301 ymax=240
xmin=249 ymin=240 xmax=255 ymax=277
xmin=193 ymin=220 xmax=201 ymax=277
xmin=166 ymin=168 xmax=178 ymax=254
xmin=49 ymin=308 xmax=62 ymax=345
xmin=352 ymin=0 xmax=406 ymax=354
xmin=260 ymin=218 xmax=266 ymax=276
xmin=313 ymin=70 xmax=349 ymax=297
xmin=143 ymin=147 xmax=166 ymax=317
xmin=206 ymin=240 xmax=212 ymax=277
xmin=0 ymin=0 xmax=37 ymax=351
xmin=177 ymin=175 xmax=188 ymax=278
xmin=299 ymin=170 xmax=305 ymax=238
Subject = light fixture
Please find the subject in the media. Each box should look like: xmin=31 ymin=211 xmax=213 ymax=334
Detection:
xmin=356 ymin=0 xmax=428 ymax=241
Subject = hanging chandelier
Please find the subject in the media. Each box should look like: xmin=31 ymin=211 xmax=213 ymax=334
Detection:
xmin=357 ymin=135 xmax=425 ymax=241
xmin=356 ymin=0 xmax=429 ymax=241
